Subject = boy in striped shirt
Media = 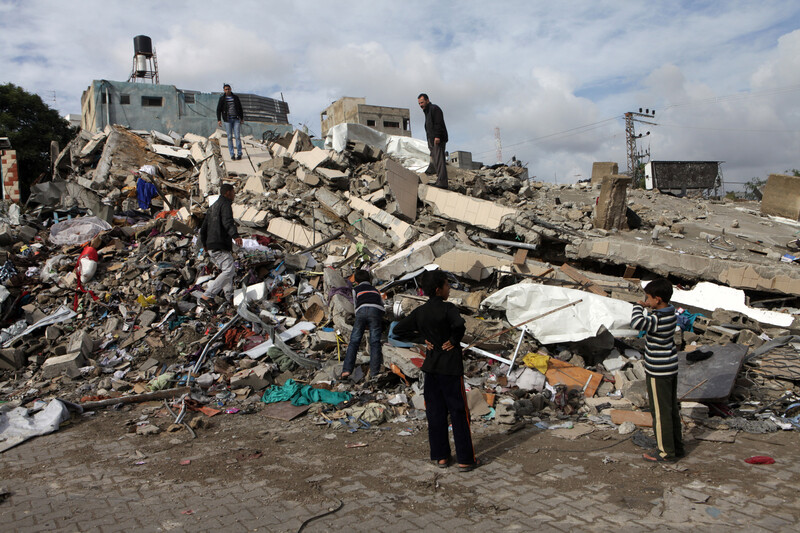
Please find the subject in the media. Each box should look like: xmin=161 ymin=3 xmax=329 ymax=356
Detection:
xmin=341 ymin=269 xmax=385 ymax=380
xmin=631 ymin=277 xmax=685 ymax=463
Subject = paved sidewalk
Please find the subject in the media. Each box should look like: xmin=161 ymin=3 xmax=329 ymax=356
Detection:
xmin=1 ymin=410 xmax=799 ymax=532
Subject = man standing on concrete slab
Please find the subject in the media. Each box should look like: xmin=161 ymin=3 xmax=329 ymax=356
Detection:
xmin=199 ymin=183 xmax=242 ymax=309
xmin=418 ymin=93 xmax=449 ymax=189
xmin=216 ymin=84 xmax=244 ymax=160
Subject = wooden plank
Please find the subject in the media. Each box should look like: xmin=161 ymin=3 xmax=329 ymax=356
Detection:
xmin=623 ymin=265 xmax=637 ymax=279
xmin=559 ymin=263 xmax=608 ymax=296
xmin=513 ymin=248 xmax=528 ymax=265
xmin=544 ymin=358 xmax=603 ymax=398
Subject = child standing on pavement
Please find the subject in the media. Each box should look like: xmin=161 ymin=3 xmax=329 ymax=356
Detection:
xmin=631 ymin=277 xmax=685 ymax=462
xmin=341 ymin=269 xmax=385 ymax=380
xmin=393 ymin=270 xmax=478 ymax=472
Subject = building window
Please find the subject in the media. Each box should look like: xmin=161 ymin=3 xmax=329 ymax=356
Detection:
xmin=100 ymin=93 xmax=107 ymax=104
xmin=120 ymin=94 xmax=130 ymax=105
xmin=183 ymin=93 xmax=195 ymax=104
xmin=141 ymin=96 xmax=163 ymax=107
xmin=383 ymin=121 xmax=400 ymax=128
xmin=403 ymin=118 xmax=410 ymax=131
xmin=366 ymin=119 xmax=376 ymax=127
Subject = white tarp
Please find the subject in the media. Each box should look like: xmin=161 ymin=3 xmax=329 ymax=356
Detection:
xmin=481 ymin=282 xmax=638 ymax=345
xmin=0 ymin=400 xmax=71 ymax=453
xmin=324 ymin=123 xmax=430 ymax=172
xmin=49 ymin=216 xmax=112 ymax=245
xmin=667 ymin=281 xmax=794 ymax=328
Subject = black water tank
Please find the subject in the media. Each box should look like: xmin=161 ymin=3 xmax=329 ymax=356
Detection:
xmin=133 ymin=35 xmax=153 ymax=57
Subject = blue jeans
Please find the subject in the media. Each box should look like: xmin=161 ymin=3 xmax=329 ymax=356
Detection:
xmin=343 ymin=308 xmax=384 ymax=375
xmin=224 ymin=119 xmax=242 ymax=157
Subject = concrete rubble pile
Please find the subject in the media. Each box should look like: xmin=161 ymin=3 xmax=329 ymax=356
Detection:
xmin=1 ymin=123 xmax=800 ymax=450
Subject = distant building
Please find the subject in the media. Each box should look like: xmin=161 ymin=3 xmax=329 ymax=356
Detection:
xmin=80 ymin=80 xmax=293 ymax=139
xmin=320 ymin=97 xmax=410 ymax=138
xmin=644 ymin=161 xmax=721 ymax=193
xmin=450 ymin=150 xmax=483 ymax=170
xmin=64 ymin=114 xmax=81 ymax=129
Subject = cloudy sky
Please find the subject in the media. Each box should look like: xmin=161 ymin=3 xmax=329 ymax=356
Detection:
xmin=3 ymin=0 xmax=800 ymax=189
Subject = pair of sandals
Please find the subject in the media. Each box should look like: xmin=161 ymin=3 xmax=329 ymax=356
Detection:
xmin=436 ymin=457 xmax=479 ymax=472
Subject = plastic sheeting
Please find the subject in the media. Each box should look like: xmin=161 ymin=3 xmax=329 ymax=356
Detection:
xmin=49 ymin=216 xmax=112 ymax=246
xmin=481 ymin=282 xmax=638 ymax=345
xmin=0 ymin=400 xmax=71 ymax=453
xmin=324 ymin=123 xmax=430 ymax=172
xmin=667 ymin=281 xmax=793 ymax=328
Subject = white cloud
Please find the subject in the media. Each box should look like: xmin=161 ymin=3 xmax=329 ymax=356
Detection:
xmin=2 ymin=0 xmax=800 ymax=186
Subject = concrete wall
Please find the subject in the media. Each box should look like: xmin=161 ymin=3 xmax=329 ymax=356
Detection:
xmin=0 ymin=149 xmax=19 ymax=202
xmin=761 ymin=173 xmax=800 ymax=220
xmin=591 ymin=162 xmax=619 ymax=185
xmin=320 ymin=97 xmax=411 ymax=138
xmin=81 ymin=80 xmax=292 ymax=139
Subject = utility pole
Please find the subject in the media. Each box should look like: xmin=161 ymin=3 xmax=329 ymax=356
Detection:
xmin=494 ymin=126 xmax=503 ymax=164
xmin=625 ymin=108 xmax=656 ymax=188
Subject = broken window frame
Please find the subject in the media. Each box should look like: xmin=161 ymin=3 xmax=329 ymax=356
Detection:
xmin=141 ymin=96 xmax=163 ymax=107
xmin=383 ymin=120 xmax=400 ymax=129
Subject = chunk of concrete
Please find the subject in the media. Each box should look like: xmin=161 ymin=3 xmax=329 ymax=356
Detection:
xmin=372 ymin=232 xmax=459 ymax=281
xmin=230 ymin=364 xmax=274 ymax=390
xmin=267 ymin=218 xmax=325 ymax=248
xmin=315 ymin=188 xmax=351 ymax=218
xmin=590 ymin=162 xmax=619 ymax=185
xmin=41 ymin=352 xmax=87 ymax=378
xmin=0 ymin=347 xmax=26 ymax=370
xmin=346 ymin=193 xmax=416 ymax=247
xmin=384 ymin=158 xmax=419 ymax=221
xmin=67 ymin=330 xmax=94 ymax=358
xmin=593 ymin=175 xmax=631 ymax=230
xmin=761 ymin=173 xmax=800 ymax=220
xmin=244 ymin=175 xmax=267 ymax=194
xmin=292 ymin=147 xmax=330 ymax=171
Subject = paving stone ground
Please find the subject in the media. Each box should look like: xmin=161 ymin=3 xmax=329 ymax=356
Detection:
xmin=1 ymin=408 xmax=799 ymax=532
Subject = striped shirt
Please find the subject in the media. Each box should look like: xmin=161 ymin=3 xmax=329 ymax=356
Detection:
xmin=631 ymin=304 xmax=678 ymax=376
xmin=352 ymin=282 xmax=384 ymax=314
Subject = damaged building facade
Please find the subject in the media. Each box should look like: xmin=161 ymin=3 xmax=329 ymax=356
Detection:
xmin=80 ymin=79 xmax=293 ymax=140
xmin=320 ymin=97 xmax=411 ymax=139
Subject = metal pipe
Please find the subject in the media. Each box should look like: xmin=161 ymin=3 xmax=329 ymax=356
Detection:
xmin=478 ymin=237 xmax=538 ymax=250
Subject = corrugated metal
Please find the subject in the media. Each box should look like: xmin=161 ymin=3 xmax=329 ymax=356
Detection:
xmin=238 ymin=94 xmax=290 ymax=124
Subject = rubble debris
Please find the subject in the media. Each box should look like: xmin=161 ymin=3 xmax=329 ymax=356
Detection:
xmin=0 ymin=119 xmax=795 ymax=463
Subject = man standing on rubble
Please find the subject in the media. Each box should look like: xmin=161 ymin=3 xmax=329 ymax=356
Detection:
xmin=216 ymin=83 xmax=244 ymax=160
xmin=418 ymin=93 xmax=449 ymax=189
xmin=199 ymin=183 xmax=242 ymax=309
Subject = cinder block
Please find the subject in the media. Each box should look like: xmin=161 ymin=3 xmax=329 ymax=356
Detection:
xmin=41 ymin=352 xmax=87 ymax=378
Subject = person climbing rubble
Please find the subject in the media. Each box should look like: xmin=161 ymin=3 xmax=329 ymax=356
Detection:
xmin=198 ymin=183 xmax=242 ymax=310
xmin=340 ymin=269 xmax=385 ymax=380
xmin=136 ymin=165 xmax=161 ymax=214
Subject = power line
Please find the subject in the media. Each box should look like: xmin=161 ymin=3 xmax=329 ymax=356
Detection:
xmin=657 ymin=123 xmax=800 ymax=133
xmin=474 ymin=115 xmax=619 ymax=156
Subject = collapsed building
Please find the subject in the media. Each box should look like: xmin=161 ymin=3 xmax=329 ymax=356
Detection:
xmin=1 ymin=109 xmax=799 ymax=451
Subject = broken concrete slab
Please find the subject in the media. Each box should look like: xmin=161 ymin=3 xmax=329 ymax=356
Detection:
xmin=384 ymin=159 xmax=419 ymax=221
xmin=267 ymin=218 xmax=325 ymax=248
xmin=576 ymin=238 xmax=800 ymax=297
xmin=372 ymin=232 xmax=459 ymax=281
xmin=418 ymin=184 xmax=518 ymax=231
xmin=292 ymin=147 xmax=331 ymax=171
xmin=345 ymin=193 xmax=416 ymax=247
xmin=315 ymin=188 xmax=351 ymax=218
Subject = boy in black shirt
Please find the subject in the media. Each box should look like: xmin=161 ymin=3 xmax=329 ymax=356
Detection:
xmin=393 ymin=270 xmax=478 ymax=471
